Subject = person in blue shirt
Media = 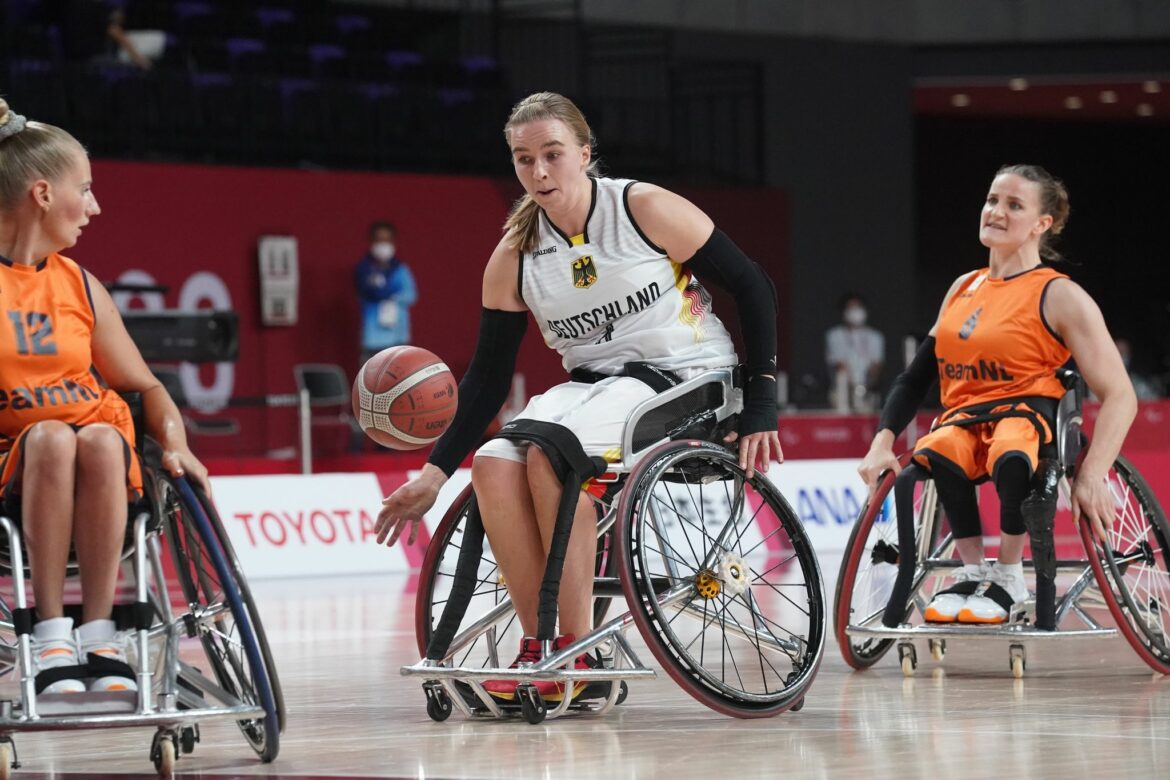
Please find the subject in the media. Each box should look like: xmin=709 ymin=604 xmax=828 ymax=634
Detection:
xmin=354 ymin=221 xmax=418 ymax=364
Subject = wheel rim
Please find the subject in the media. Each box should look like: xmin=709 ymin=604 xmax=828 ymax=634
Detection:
xmin=621 ymin=443 xmax=825 ymax=711
xmin=165 ymin=482 xmax=274 ymax=757
xmin=834 ymin=464 xmax=949 ymax=668
xmin=1081 ymin=457 xmax=1170 ymax=671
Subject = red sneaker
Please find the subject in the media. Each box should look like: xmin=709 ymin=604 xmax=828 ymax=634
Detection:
xmin=483 ymin=637 xmax=543 ymax=700
xmin=482 ymin=635 xmax=597 ymax=702
xmin=537 ymin=634 xmax=596 ymax=703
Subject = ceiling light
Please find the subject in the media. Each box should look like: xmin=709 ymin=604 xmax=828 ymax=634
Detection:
xmin=1137 ymin=103 xmax=1154 ymax=116
xmin=1099 ymin=90 xmax=1118 ymax=103
xmin=1008 ymin=78 xmax=1028 ymax=91
xmin=1142 ymin=81 xmax=1161 ymax=94
xmin=1064 ymin=96 xmax=1083 ymax=110
xmin=950 ymin=93 xmax=970 ymax=107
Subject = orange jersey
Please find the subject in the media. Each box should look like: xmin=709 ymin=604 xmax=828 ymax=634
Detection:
xmin=0 ymin=253 xmax=137 ymax=455
xmin=935 ymin=265 xmax=1071 ymax=413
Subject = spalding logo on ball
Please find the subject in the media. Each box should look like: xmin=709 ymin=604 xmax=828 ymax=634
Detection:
xmin=352 ymin=346 xmax=458 ymax=450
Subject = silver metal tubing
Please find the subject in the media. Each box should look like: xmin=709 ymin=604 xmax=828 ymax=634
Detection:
xmin=677 ymin=600 xmax=804 ymax=656
xmin=2 ymin=516 xmax=38 ymax=721
xmin=1054 ymin=566 xmax=1100 ymax=625
xmin=132 ymin=512 xmax=154 ymax=715
xmin=0 ymin=703 xmax=264 ymax=732
xmin=298 ymin=387 xmax=312 ymax=474
xmin=846 ymin=623 xmax=1117 ymax=641
xmin=402 ymin=665 xmax=657 ymax=683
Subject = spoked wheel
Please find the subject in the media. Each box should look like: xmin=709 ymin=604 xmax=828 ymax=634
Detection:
xmin=616 ymin=440 xmax=826 ymax=717
xmin=1078 ymin=455 xmax=1170 ymax=675
xmin=415 ymin=484 xmax=616 ymax=665
xmin=832 ymin=456 xmax=950 ymax=669
xmin=163 ymin=478 xmax=282 ymax=762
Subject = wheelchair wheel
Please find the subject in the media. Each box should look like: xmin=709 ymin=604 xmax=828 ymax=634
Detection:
xmin=833 ymin=458 xmax=948 ymax=669
xmin=164 ymin=477 xmax=283 ymax=762
xmin=1078 ymin=455 xmax=1170 ymax=675
xmin=616 ymin=440 xmax=825 ymax=717
xmin=415 ymin=483 xmax=617 ymax=664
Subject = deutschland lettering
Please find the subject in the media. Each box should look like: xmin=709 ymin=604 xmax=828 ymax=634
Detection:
xmin=546 ymin=281 xmax=661 ymax=339
xmin=0 ymin=379 xmax=98 ymax=412
xmin=940 ymin=359 xmax=1016 ymax=382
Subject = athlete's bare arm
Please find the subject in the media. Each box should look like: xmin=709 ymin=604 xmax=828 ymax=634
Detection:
xmin=483 ymin=235 xmax=528 ymax=311
xmin=625 ymin=183 xmax=714 ymax=262
xmin=1044 ymin=278 xmax=1138 ymax=541
xmin=86 ymin=272 xmax=209 ymax=492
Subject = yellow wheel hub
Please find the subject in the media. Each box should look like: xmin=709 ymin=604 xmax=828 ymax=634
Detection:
xmin=695 ymin=570 xmax=722 ymax=600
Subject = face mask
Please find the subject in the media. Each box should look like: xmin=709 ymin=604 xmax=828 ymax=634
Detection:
xmin=844 ymin=306 xmax=867 ymax=327
xmin=371 ymin=241 xmax=395 ymax=262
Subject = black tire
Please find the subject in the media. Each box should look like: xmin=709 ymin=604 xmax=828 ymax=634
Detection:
xmin=832 ymin=458 xmax=948 ymax=669
xmin=616 ymin=440 xmax=826 ymax=718
xmin=163 ymin=477 xmax=282 ymax=762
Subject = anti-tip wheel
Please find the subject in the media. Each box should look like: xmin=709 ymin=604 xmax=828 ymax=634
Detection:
xmin=615 ymin=681 xmax=629 ymax=706
xmin=898 ymin=644 xmax=917 ymax=677
xmin=0 ymin=743 xmax=12 ymax=780
xmin=1009 ymin=644 xmax=1026 ymax=679
xmin=425 ymin=689 xmax=453 ymax=722
xmin=516 ymin=684 xmax=547 ymax=725
xmin=153 ymin=737 xmax=175 ymax=778
xmin=790 ymin=696 xmax=806 ymax=712
xmin=929 ymin=639 xmax=946 ymax=662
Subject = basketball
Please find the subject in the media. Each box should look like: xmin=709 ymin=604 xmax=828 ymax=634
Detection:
xmin=352 ymin=346 xmax=458 ymax=450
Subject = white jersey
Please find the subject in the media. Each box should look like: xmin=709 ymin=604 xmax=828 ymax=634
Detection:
xmin=520 ymin=177 xmax=737 ymax=376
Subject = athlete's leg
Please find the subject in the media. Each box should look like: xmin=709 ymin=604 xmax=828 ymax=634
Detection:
xmin=473 ymin=453 xmax=544 ymax=636
xmin=526 ymin=446 xmax=596 ymax=639
xmin=20 ymin=420 xmax=78 ymax=619
xmin=73 ymin=424 xmax=130 ymax=624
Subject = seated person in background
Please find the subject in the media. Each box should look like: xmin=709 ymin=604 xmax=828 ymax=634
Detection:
xmin=858 ymin=164 xmax=1136 ymax=624
xmin=0 ymin=99 xmax=207 ymax=694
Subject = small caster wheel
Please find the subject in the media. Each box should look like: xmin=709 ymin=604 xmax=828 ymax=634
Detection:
xmin=615 ymin=681 xmax=629 ymax=706
xmin=151 ymin=732 xmax=176 ymax=778
xmin=898 ymin=643 xmax=917 ymax=677
xmin=1009 ymin=644 xmax=1026 ymax=679
xmin=425 ymin=686 xmax=453 ymax=722
xmin=179 ymin=725 xmax=199 ymax=754
xmin=929 ymin=638 xmax=946 ymax=662
xmin=789 ymin=696 xmax=805 ymax=712
xmin=516 ymin=684 xmax=547 ymax=725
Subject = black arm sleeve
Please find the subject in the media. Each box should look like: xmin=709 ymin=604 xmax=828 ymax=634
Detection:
xmin=686 ymin=229 xmax=778 ymax=436
xmin=876 ymin=336 xmax=938 ymax=436
xmin=427 ymin=308 xmax=528 ymax=476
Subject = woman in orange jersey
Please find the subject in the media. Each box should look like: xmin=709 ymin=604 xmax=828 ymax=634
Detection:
xmin=858 ymin=164 xmax=1137 ymax=624
xmin=0 ymin=99 xmax=209 ymax=694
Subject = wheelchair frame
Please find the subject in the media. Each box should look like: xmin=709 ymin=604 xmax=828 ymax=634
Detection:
xmin=834 ymin=372 xmax=1170 ymax=678
xmin=402 ymin=368 xmax=827 ymax=721
xmin=0 ymin=465 xmax=283 ymax=778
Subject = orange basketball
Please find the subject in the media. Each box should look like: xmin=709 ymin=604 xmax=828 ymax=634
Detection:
xmin=352 ymin=346 xmax=458 ymax=450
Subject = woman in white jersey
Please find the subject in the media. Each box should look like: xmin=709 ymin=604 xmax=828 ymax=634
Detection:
xmin=375 ymin=92 xmax=781 ymax=702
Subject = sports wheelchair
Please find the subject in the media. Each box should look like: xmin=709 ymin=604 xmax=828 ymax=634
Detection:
xmin=834 ymin=370 xmax=1170 ymax=678
xmin=401 ymin=367 xmax=827 ymax=721
xmin=0 ymin=437 xmax=284 ymax=778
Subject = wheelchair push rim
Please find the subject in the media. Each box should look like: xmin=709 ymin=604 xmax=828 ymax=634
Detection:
xmin=1078 ymin=455 xmax=1170 ymax=675
xmin=165 ymin=477 xmax=282 ymax=761
xmin=616 ymin=440 xmax=826 ymax=718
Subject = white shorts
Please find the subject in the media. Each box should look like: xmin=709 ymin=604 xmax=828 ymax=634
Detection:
xmin=475 ymin=377 xmax=657 ymax=466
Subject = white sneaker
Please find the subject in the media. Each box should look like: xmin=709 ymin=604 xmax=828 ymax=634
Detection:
xmin=78 ymin=619 xmax=138 ymax=693
xmin=924 ymin=563 xmax=988 ymax=623
xmin=959 ymin=562 xmax=1029 ymax=624
xmin=31 ymin=617 xmax=86 ymax=694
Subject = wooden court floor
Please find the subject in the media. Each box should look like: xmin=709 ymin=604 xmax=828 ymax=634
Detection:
xmin=4 ymin=568 xmax=1168 ymax=779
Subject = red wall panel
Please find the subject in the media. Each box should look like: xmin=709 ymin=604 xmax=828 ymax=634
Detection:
xmin=79 ymin=160 xmax=787 ymax=456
